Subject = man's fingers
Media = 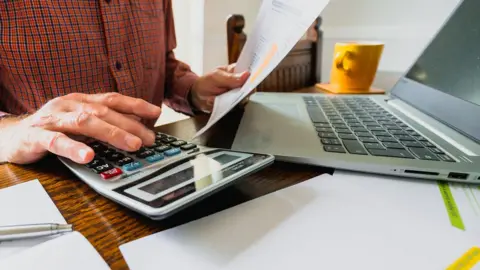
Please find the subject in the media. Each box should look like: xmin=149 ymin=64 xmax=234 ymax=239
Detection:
xmin=31 ymin=112 xmax=143 ymax=152
xmin=62 ymin=93 xmax=162 ymax=119
xmin=37 ymin=129 xmax=94 ymax=164
xmin=211 ymin=69 xmax=250 ymax=89
xmin=73 ymin=103 xmax=155 ymax=146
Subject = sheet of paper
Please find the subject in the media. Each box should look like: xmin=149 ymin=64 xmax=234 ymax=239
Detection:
xmin=0 ymin=231 xmax=109 ymax=270
xmin=0 ymin=180 xmax=67 ymax=260
xmin=193 ymin=0 xmax=331 ymax=139
xmin=120 ymin=172 xmax=480 ymax=270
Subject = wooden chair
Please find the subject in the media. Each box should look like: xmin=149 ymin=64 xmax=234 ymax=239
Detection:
xmin=227 ymin=14 xmax=323 ymax=92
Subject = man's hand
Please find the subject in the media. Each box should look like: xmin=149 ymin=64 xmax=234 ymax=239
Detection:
xmin=0 ymin=93 xmax=161 ymax=165
xmin=190 ymin=63 xmax=251 ymax=113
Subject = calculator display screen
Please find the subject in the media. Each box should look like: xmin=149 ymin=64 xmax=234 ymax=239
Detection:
xmin=139 ymin=167 xmax=194 ymax=195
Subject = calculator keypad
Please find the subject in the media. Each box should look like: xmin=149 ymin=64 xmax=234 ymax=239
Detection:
xmin=85 ymin=132 xmax=198 ymax=181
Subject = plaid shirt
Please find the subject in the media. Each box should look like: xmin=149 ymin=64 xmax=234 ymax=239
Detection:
xmin=0 ymin=0 xmax=198 ymax=117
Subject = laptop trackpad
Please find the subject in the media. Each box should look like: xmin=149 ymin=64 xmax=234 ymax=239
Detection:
xmin=231 ymin=100 xmax=320 ymax=156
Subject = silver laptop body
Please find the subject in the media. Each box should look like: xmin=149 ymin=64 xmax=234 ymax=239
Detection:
xmin=232 ymin=0 xmax=480 ymax=183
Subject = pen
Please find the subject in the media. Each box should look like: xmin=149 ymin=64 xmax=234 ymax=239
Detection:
xmin=0 ymin=223 xmax=73 ymax=241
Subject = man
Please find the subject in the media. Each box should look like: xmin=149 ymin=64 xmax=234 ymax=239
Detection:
xmin=0 ymin=1 xmax=249 ymax=165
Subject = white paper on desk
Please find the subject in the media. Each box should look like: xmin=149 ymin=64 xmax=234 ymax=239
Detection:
xmin=0 ymin=180 xmax=67 ymax=260
xmin=0 ymin=231 xmax=109 ymax=270
xmin=120 ymin=172 xmax=480 ymax=270
xmin=193 ymin=0 xmax=330 ymax=139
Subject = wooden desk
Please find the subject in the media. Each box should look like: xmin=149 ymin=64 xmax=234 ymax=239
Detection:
xmin=0 ymin=103 xmax=333 ymax=269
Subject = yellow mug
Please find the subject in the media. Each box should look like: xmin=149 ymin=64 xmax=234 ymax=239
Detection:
xmin=330 ymin=42 xmax=384 ymax=91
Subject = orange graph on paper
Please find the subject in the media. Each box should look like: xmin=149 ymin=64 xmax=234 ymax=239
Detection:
xmin=249 ymin=44 xmax=278 ymax=83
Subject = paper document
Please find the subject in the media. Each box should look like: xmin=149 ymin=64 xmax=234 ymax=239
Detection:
xmin=0 ymin=231 xmax=110 ymax=270
xmin=0 ymin=180 xmax=67 ymax=259
xmin=193 ymin=0 xmax=330 ymax=138
xmin=120 ymin=172 xmax=479 ymax=270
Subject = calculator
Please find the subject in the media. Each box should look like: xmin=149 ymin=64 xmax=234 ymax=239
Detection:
xmin=58 ymin=132 xmax=274 ymax=220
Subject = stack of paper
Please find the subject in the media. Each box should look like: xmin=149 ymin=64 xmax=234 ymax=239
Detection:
xmin=120 ymin=172 xmax=480 ymax=270
xmin=194 ymin=0 xmax=331 ymax=138
xmin=0 ymin=180 xmax=109 ymax=270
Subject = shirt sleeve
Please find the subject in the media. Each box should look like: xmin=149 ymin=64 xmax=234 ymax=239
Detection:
xmin=162 ymin=0 xmax=199 ymax=116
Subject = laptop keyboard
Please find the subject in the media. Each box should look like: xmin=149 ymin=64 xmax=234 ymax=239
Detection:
xmin=303 ymin=96 xmax=456 ymax=162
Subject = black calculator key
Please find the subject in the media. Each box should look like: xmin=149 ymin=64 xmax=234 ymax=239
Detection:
xmin=180 ymin=143 xmax=197 ymax=151
xmin=324 ymin=145 xmax=346 ymax=153
xmin=86 ymin=158 xmax=104 ymax=169
xmin=147 ymin=142 xmax=161 ymax=149
xmin=321 ymin=139 xmax=341 ymax=145
xmin=116 ymin=156 xmax=134 ymax=166
xmin=161 ymin=137 xmax=177 ymax=143
xmin=343 ymin=140 xmax=368 ymax=155
xmin=367 ymin=149 xmax=414 ymax=159
xmin=383 ymin=142 xmax=404 ymax=149
xmin=171 ymin=140 xmax=187 ymax=147
xmin=155 ymin=145 xmax=172 ymax=152
xmin=338 ymin=134 xmax=357 ymax=140
xmin=97 ymin=148 xmax=114 ymax=158
xmin=92 ymin=163 xmax=115 ymax=174
xmin=106 ymin=152 xmax=125 ymax=162
xmin=409 ymin=148 xmax=439 ymax=161
xmin=136 ymin=149 xmax=155 ymax=159
xmin=156 ymin=133 xmax=167 ymax=140
xmin=89 ymin=142 xmax=107 ymax=152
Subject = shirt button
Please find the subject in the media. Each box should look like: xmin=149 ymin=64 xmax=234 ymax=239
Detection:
xmin=115 ymin=61 xmax=122 ymax=71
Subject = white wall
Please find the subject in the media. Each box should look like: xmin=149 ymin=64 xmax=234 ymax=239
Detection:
xmin=320 ymin=0 xmax=461 ymax=81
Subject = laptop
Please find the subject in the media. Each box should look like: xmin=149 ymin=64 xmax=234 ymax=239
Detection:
xmin=231 ymin=0 xmax=480 ymax=183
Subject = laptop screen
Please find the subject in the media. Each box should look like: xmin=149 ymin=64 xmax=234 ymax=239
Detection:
xmin=391 ymin=0 xmax=480 ymax=143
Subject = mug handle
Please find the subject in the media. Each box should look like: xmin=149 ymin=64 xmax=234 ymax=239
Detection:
xmin=335 ymin=50 xmax=353 ymax=73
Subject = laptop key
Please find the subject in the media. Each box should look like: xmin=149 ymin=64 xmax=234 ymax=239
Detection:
xmin=377 ymin=136 xmax=398 ymax=143
xmin=336 ymin=128 xmax=352 ymax=134
xmin=409 ymin=148 xmax=439 ymax=161
xmin=390 ymin=130 xmax=409 ymax=136
xmin=402 ymin=141 xmax=424 ymax=148
xmin=324 ymin=145 xmax=346 ymax=153
xmin=332 ymin=123 xmax=348 ymax=129
xmin=307 ymin=108 xmax=328 ymax=123
xmin=359 ymin=137 xmax=377 ymax=143
xmin=321 ymin=138 xmax=341 ymax=145
xmin=395 ymin=135 xmax=415 ymax=141
xmin=314 ymin=123 xmax=331 ymax=128
xmin=349 ymin=123 xmax=364 ymax=127
xmin=367 ymin=149 xmax=415 ymax=159
xmin=363 ymin=143 xmax=385 ymax=150
xmin=355 ymin=132 xmax=371 ymax=137
xmin=316 ymin=127 xmax=333 ymax=133
xmin=351 ymin=127 xmax=368 ymax=132
xmin=368 ymin=127 xmax=386 ymax=131
xmin=438 ymin=154 xmax=455 ymax=162
xmin=343 ymin=140 xmax=368 ymax=155
xmin=431 ymin=148 xmax=445 ymax=154
xmin=372 ymin=131 xmax=390 ymax=137
xmin=318 ymin=132 xmax=337 ymax=139
xmin=422 ymin=141 xmax=436 ymax=148
xmin=338 ymin=134 xmax=357 ymax=140
xmin=413 ymin=135 xmax=428 ymax=142
xmin=383 ymin=142 xmax=404 ymax=149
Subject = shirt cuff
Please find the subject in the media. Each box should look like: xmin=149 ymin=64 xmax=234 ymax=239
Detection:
xmin=165 ymin=72 xmax=199 ymax=116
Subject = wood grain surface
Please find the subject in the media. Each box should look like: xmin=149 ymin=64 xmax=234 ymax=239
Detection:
xmin=0 ymin=92 xmax=332 ymax=269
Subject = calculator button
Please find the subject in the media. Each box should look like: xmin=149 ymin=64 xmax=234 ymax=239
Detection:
xmin=155 ymin=133 xmax=167 ymax=140
xmin=106 ymin=152 xmax=125 ymax=162
xmin=89 ymin=142 xmax=107 ymax=152
xmin=155 ymin=145 xmax=172 ymax=152
xmin=136 ymin=149 xmax=155 ymax=159
xmin=86 ymin=158 xmax=104 ymax=169
xmin=100 ymin=168 xmax=123 ymax=180
xmin=116 ymin=156 xmax=134 ymax=166
xmin=146 ymin=154 xmax=165 ymax=163
xmin=180 ymin=143 xmax=197 ymax=151
xmin=92 ymin=163 xmax=115 ymax=174
xmin=122 ymin=161 xmax=143 ymax=172
xmin=164 ymin=148 xmax=181 ymax=157
xmin=146 ymin=142 xmax=161 ymax=149
xmin=97 ymin=148 xmax=114 ymax=158
xmin=161 ymin=137 xmax=177 ymax=143
xmin=171 ymin=140 xmax=187 ymax=147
